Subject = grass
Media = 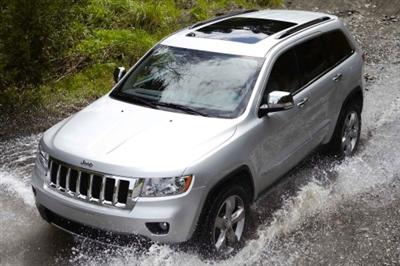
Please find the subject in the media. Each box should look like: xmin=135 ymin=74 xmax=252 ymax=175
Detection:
xmin=0 ymin=0 xmax=283 ymax=117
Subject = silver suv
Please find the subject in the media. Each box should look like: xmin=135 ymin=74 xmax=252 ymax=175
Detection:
xmin=32 ymin=9 xmax=363 ymax=255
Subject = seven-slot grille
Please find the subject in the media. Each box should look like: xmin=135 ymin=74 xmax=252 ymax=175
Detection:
xmin=47 ymin=158 xmax=141 ymax=209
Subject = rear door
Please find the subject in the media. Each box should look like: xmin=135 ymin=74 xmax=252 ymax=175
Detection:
xmin=293 ymin=35 xmax=336 ymax=146
xmin=321 ymin=30 xmax=357 ymax=127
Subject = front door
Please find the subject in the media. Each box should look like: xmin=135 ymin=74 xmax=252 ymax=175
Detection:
xmin=254 ymin=48 xmax=311 ymax=189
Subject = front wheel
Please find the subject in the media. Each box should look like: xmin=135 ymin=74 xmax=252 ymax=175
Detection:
xmin=198 ymin=184 xmax=251 ymax=257
xmin=327 ymin=103 xmax=361 ymax=157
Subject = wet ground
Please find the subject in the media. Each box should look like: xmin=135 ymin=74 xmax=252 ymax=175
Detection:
xmin=1 ymin=1 xmax=400 ymax=265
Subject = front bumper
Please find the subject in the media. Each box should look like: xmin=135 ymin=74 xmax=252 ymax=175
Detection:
xmin=31 ymin=165 xmax=205 ymax=243
xmin=36 ymin=204 xmax=151 ymax=246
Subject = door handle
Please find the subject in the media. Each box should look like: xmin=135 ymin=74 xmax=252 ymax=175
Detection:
xmin=297 ymin=97 xmax=309 ymax=107
xmin=333 ymin=73 xmax=343 ymax=82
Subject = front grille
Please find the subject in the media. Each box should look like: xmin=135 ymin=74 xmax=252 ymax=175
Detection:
xmin=47 ymin=158 xmax=142 ymax=209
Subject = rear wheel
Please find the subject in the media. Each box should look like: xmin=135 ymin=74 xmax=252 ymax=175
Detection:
xmin=327 ymin=102 xmax=361 ymax=157
xmin=198 ymin=184 xmax=251 ymax=257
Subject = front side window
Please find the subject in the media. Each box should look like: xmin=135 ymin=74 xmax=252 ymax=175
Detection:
xmin=265 ymin=49 xmax=301 ymax=96
xmin=111 ymin=46 xmax=264 ymax=118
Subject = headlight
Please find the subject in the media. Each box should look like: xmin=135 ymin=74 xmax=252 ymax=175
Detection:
xmin=38 ymin=142 xmax=49 ymax=171
xmin=140 ymin=175 xmax=193 ymax=197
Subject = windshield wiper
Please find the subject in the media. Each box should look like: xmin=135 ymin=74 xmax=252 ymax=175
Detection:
xmin=114 ymin=92 xmax=159 ymax=109
xmin=155 ymin=102 xmax=209 ymax=117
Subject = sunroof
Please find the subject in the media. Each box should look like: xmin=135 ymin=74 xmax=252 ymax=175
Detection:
xmin=187 ymin=17 xmax=296 ymax=44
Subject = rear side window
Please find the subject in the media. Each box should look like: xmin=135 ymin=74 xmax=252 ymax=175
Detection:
xmin=294 ymin=36 xmax=330 ymax=87
xmin=323 ymin=30 xmax=354 ymax=68
xmin=265 ymin=49 xmax=301 ymax=95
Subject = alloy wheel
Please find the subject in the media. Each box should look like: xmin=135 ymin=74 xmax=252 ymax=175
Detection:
xmin=212 ymin=195 xmax=245 ymax=254
xmin=341 ymin=111 xmax=360 ymax=156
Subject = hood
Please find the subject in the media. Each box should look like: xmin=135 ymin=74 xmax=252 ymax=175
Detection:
xmin=44 ymin=96 xmax=237 ymax=177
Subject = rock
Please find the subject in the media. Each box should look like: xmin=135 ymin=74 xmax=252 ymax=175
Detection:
xmin=364 ymin=73 xmax=376 ymax=82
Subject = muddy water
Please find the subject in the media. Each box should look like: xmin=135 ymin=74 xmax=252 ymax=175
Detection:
xmin=1 ymin=62 xmax=399 ymax=265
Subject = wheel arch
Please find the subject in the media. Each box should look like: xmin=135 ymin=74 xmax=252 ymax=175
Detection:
xmin=192 ymin=165 xmax=255 ymax=239
xmin=205 ymin=165 xmax=255 ymax=203
xmin=342 ymin=85 xmax=364 ymax=111
xmin=324 ymin=85 xmax=364 ymax=144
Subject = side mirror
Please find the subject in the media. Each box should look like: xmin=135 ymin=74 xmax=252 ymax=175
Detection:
xmin=259 ymin=91 xmax=294 ymax=117
xmin=113 ymin=67 xmax=126 ymax=83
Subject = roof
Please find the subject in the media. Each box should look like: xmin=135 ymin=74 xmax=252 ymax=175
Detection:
xmin=161 ymin=9 xmax=336 ymax=58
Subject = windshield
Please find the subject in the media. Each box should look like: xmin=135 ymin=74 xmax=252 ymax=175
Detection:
xmin=111 ymin=45 xmax=264 ymax=118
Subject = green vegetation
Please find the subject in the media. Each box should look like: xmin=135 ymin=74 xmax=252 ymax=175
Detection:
xmin=0 ymin=0 xmax=282 ymax=114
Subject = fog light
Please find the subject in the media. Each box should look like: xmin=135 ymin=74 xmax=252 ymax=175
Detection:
xmin=159 ymin=222 xmax=168 ymax=231
xmin=146 ymin=222 xmax=170 ymax=235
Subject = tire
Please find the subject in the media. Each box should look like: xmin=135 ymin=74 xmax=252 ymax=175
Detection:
xmin=197 ymin=184 xmax=251 ymax=258
xmin=327 ymin=101 xmax=361 ymax=157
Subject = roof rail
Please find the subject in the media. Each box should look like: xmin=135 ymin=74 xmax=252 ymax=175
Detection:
xmin=277 ymin=16 xmax=331 ymax=39
xmin=188 ymin=9 xmax=259 ymax=29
